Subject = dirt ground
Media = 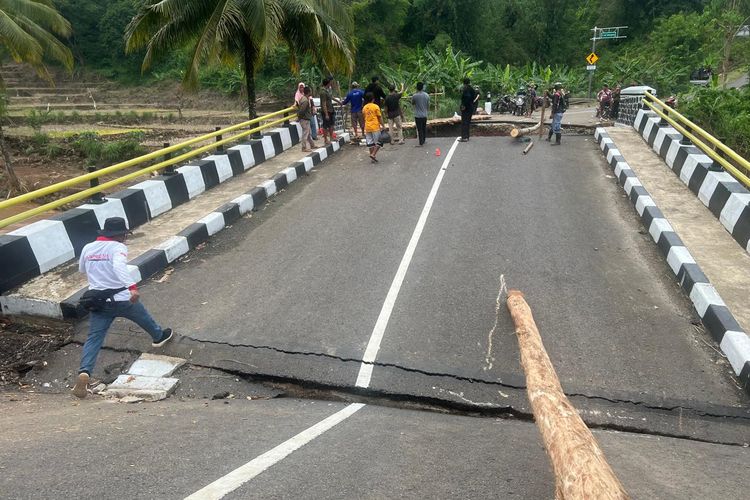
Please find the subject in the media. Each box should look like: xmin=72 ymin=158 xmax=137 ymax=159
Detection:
xmin=0 ymin=316 xmax=73 ymax=388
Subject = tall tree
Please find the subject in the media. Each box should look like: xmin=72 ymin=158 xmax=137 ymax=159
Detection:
xmin=0 ymin=0 xmax=73 ymax=193
xmin=125 ymin=0 xmax=355 ymax=118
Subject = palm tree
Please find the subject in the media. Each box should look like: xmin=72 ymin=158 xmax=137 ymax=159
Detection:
xmin=125 ymin=0 xmax=354 ymax=119
xmin=0 ymin=0 xmax=73 ymax=193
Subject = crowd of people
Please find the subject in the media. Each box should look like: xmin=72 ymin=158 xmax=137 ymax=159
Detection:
xmin=293 ymin=75 xmax=435 ymax=162
xmin=292 ymin=75 xmax=622 ymax=156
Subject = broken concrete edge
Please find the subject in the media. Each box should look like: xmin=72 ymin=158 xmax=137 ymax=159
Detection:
xmin=0 ymin=125 xmax=302 ymax=296
xmin=633 ymin=109 xmax=750 ymax=255
xmin=102 ymin=388 xmax=169 ymax=402
xmin=1 ymin=135 xmax=349 ymax=320
xmin=127 ymin=353 xmax=186 ymax=378
xmin=595 ymin=127 xmax=750 ymax=396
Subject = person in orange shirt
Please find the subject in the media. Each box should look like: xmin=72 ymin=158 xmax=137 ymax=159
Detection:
xmin=363 ymin=92 xmax=384 ymax=163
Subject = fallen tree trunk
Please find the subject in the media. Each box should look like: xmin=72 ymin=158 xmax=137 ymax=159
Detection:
xmin=506 ymin=290 xmax=630 ymax=500
xmin=401 ymin=114 xmax=492 ymax=130
xmin=510 ymin=120 xmax=541 ymax=138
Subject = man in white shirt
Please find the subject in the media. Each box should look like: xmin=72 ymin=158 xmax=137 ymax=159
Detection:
xmin=73 ymin=217 xmax=173 ymax=399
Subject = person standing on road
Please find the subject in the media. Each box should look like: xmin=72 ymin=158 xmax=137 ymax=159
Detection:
xmin=365 ymin=76 xmax=387 ymax=108
xmin=320 ymin=77 xmax=339 ymax=145
xmin=73 ymin=217 xmax=173 ymax=399
xmin=297 ymin=86 xmax=317 ymax=152
xmin=384 ymin=84 xmax=405 ymax=145
xmin=526 ymin=84 xmax=538 ymax=117
xmin=342 ymin=81 xmax=365 ymax=138
xmin=547 ymin=82 xmax=567 ymax=146
xmin=411 ymin=81 xmax=429 ymax=146
xmin=459 ymin=77 xmax=476 ymax=142
xmin=363 ymin=92 xmax=384 ymax=163
xmin=294 ymin=81 xmax=318 ymax=140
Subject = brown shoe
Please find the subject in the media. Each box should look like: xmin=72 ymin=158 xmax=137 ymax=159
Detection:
xmin=73 ymin=372 xmax=90 ymax=399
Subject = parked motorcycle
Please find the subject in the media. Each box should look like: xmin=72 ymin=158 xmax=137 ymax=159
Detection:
xmin=493 ymin=94 xmax=514 ymax=113
xmin=513 ymin=92 xmax=526 ymax=116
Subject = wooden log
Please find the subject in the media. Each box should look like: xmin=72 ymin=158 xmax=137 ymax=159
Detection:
xmin=401 ymin=114 xmax=492 ymax=131
xmin=506 ymin=290 xmax=630 ymax=500
xmin=538 ymin=91 xmax=548 ymax=140
xmin=510 ymin=120 xmax=541 ymax=138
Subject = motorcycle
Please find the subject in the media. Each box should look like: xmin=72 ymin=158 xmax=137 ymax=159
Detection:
xmin=598 ymin=100 xmax=612 ymax=120
xmin=492 ymin=94 xmax=514 ymax=113
xmin=513 ymin=93 xmax=526 ymax=116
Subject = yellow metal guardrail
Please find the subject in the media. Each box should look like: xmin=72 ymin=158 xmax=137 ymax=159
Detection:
xmin=0 ymin=106 xmax=296 ymax=229
xmin=642 ymin=92 xmax=750 ymax=189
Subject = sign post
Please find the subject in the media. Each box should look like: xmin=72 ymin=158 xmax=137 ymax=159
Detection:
xmin=587 ymin=26 xmax=628 ymax=98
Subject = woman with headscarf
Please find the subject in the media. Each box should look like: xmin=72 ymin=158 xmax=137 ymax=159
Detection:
xmin=294 ymin=82 xmax=318 ymax=140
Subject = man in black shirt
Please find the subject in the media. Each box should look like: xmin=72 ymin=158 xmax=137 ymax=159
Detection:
xmin=384 ymin=84 xmax=405 ymax=144
xmin=459 ymin=78 xmax=476 ymax=142
xmin=365 ymin=76 xmax=387 ymax=107
xmin=547 ymin=82 xmax=567 ymax=145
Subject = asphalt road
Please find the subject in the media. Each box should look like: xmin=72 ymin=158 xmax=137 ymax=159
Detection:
xmin=51 ymin=133 xmax=749 ymax=498
xmin=94 ymin=136 xmax=745 ymax=407
xmin=2 ymin=394 xmax=749 ymax=500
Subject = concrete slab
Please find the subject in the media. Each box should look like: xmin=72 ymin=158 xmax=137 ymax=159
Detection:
xmin=105 ymin=374 xmax=179 ymax=401
xmin=107 ymin=390 xmax=168 ymax=402
xmin=126 ymin=353 xmax=186 ymax=378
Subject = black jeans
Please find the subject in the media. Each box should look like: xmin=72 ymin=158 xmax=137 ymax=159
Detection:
xmin=461 ymin=109 xmax=472 ymax=140
xmin=415 ymin=117 xmax=427 ymax=145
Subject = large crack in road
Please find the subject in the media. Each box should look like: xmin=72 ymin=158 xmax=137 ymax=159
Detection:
xmin=61 ymin=335 xmax=750 ymax=448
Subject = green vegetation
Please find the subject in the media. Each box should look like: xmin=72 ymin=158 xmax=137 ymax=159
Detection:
xmin=69 ymin=131 xmax=146 ymax=163
xmin=0 ymin=0 xmax=748 ymax=177
xmin=680 ymin=86 xmax=750 ymax=158
xmin=22 ymin=129 xmax=148 ymax=164
xmin=0 ymin=0 xmax=74 ymax=191
xmin=124 ymin=0 xmax=355 ymax=117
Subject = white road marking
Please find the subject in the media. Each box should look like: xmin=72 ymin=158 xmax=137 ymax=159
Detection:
xmin=355 ymin=138 xmax=461 ymax=388
xmin=185 ymin=139 xmax=461 ymax=499
xmin=185 ymin=403 xmax=365 ymax=500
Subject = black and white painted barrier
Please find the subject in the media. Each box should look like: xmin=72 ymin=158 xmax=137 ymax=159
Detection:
xmin=1 ymin=137 xmax=348 ymax=319
xmin=615 ymin=86 xmax=655 ymax=127
xmin=596 ymin=127 xmax=750 ymax=394
xmin=634 ymin=109 xmax=750 ymax=254
xmin=0 ymin=124 xmax=304 ymax=295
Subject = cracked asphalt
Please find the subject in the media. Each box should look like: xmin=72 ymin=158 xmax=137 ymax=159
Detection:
xmin=33 ymin=135 xmax=750 ymax=497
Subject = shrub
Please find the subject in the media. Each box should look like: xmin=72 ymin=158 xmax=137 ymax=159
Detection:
xmin=27 ymin=110 xmax=44 ymax=131
xmin=125 ymin=110 xmax=139 ymax=124
xmin=679 ymin=86 xmax=750 ymax=161
xmin=31 ymin=132 xmax=50 ymax=147
xmin=45 ymin=143 xmax=64 ymax=158
xmin=70 ymin=131 xmax=146 ymax=164
xmin=70 ymin=131 xmax=103 ymax=160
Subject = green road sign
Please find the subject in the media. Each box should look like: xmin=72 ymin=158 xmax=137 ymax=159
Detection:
xmin=600 ymin=30 xmax=618 ymax=39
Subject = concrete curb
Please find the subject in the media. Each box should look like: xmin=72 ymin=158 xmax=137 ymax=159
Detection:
xmin=0 ymin=124 xmax=304 ymax=295
xmin=24 ymin=136 xmax=347 ymax=319
xmin=596 ymin=127 xmax=750 ymax=395
xmin=633 ymin=109 xmax=750 ymax=254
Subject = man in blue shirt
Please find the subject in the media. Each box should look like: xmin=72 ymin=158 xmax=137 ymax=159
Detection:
xmin=342 ymin=81 xmax=365 ymax=138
